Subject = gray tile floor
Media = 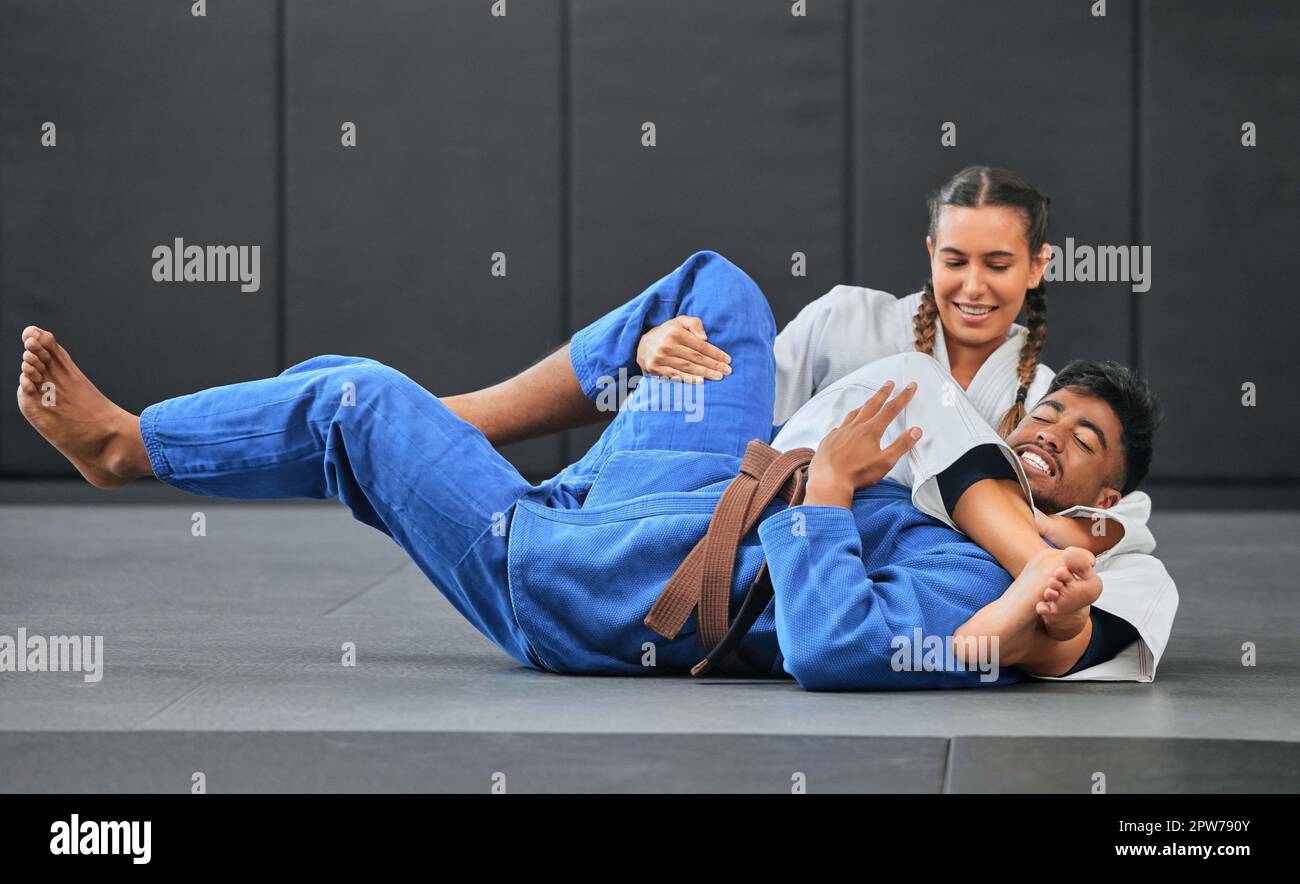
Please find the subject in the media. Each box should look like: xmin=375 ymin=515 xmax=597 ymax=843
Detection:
xmin=2 ymin=500 xmax=1297 ymax=792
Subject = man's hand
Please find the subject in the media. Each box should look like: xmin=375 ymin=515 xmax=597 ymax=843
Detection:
xmin=1033 ymin=509 xmax=1124 ymax=555
xmin=636 ymin=316 xmax=732 ymax=383
xmin=803 ymin=381 xmax=922 ymax=509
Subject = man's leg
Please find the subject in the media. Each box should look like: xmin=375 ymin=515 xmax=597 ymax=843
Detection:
xmin=552 ymin=250 xmax=777 ymax=492
xmin=441 ymin=249 xmax=759 ymax=452
xmin=17 ymin=326 xmax=146 ymax=488
xmin=442 ymin=343 xmax=608 ymax=448
xmin=17 ymin=328 xmax=542 ymax=669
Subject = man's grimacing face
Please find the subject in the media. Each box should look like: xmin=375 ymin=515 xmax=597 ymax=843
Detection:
xmin=1003 ymin=387 xmax=1128 ymax=513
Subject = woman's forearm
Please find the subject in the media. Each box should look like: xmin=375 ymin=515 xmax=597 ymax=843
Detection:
xmin=1038 ymin=511 xmax=1125 ymax=556
xmin=950 ymin=477 xmax=1046 ymax=578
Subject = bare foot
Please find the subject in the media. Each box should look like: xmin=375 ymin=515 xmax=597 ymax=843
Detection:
xmin=1035 ymin=546 xmax=1102 ymax=641
xmin=15 ymin=326 xmax=150 ymax=488
xmin=954 ymin=547 xmax=1076 ymax=667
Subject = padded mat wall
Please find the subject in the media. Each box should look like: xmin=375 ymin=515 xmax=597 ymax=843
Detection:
xmin=2 ymin=0 xmax=1297 ymax=482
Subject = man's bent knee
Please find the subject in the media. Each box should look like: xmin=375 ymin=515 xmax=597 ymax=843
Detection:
xmin=676 ymin=250 xmax=775 ymax=337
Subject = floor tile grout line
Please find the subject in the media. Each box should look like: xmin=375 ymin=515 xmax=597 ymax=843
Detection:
xmin=319 ymin=560 xmax=414 ymax=617
xmin=941 ymin=737 xmax=955 ymax=794
xmin=129 ymin=665 xmax=232 ymax=732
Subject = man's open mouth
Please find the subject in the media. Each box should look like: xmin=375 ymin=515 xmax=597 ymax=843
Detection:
xmin=1017 ymin=444 xmax=1058 ymax=478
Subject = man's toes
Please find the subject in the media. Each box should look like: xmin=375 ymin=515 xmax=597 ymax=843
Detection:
xmin=21 ymin=327 xmax=56 ymax=362
xmin=21 ymin=326 xmax=50 ymax=348
xmin=23 ymin=337 xmax=52 ymax=365
xmin=21 ymin=351 xmax=44 ymax=377
xmin=18 ymin=373 xmax=37 ymax=395
xmin=20 ymin=361 xmax=42 ymax=383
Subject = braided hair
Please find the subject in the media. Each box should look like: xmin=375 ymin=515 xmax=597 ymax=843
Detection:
xmin=912 ymin=166 xmax=1051 ymax=437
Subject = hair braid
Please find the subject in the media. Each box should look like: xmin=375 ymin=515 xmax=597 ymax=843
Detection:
xmin=912 ymin=280 xmax=940 ymax=356
xmin=996 ymin=283 xmax=1048 ymax=437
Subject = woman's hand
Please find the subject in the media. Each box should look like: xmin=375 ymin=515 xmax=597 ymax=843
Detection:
xmin=804 ymin=381 xmax=922 ymax=509
xmin=1033 ymin=508 xmax=1125 ymax=555
xmin=636 ymin=316 xmax=732 ymax=383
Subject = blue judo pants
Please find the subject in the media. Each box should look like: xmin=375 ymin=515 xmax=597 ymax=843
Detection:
xmin=139 ymin=251 xmax=778 ymax=671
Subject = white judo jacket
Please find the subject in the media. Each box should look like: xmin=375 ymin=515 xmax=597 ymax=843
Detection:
xmin=769 ymin=286 xmax=1179 ymax=683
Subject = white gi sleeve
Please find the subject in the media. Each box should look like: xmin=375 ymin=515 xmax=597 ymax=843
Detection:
xmin=1048 ymin=491 xmax=1156 ymax=556
xmin=773 ymin=286 xmax=845 ymax=425
xmin=772 ymin=285 xmax=910 ymax=425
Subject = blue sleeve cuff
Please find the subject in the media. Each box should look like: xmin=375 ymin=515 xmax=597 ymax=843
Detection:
xmin=567 ymin=323 xmax=605 ymax=401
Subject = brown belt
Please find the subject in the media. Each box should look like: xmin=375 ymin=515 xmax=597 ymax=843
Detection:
xmin=643 ymin=439 xmax=815 ymax=677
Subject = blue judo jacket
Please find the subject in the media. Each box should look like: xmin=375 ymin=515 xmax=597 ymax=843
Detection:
xmin=508 ymin=448 xmax=1027 ymax=691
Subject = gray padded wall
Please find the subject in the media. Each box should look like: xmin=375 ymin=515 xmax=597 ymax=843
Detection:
xmin=853 ymin=0 xmax=1135 ymax=371
xmin=566 ymin=0 xmax=848 ymax=457
xmin=568 ymin=0 xmax=848 ymax=329
xmin=0 ymin=0 xmax=280 ymax=473
xmin=284 ymin=0 xmax=564 ymax=475
xmin=1142 ymin=0 xmax=1300 ymax=479
xmin=1 ymin=0 xmax=1297 ymax=488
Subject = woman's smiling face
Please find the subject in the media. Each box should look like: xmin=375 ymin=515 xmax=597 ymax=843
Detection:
xmin=926 ymin=204 xmax=1049 ymax=352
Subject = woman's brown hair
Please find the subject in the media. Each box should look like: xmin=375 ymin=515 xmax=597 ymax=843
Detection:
xmin=911 ymin=165 xmax=1051 ymax=436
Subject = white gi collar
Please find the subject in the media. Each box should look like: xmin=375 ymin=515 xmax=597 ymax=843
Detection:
xmin=896 ymin=290 xmax=1030 ymax=423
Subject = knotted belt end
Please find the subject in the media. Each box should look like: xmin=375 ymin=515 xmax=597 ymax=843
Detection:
xmin=643 ymin=440 xmax=815 ymax=677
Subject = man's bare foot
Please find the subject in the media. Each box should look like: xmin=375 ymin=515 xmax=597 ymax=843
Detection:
xmin=1035 ymin=546 xmax=1102 ymax=641
xmin=15 ymin=326 xmax=151 ymax=488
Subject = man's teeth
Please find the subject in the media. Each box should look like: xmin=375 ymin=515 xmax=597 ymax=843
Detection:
xmin=1020 ymin=451 xmax=1052 ymax=475
xmin=957 ymin=303 xmax=994 ymax=315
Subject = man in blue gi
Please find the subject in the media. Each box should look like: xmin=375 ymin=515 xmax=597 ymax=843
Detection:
xmin=16 ymin=251 xmax=1160 ymax=690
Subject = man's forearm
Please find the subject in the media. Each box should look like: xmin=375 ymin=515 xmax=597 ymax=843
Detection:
xmin=442 ymin=343 xmax=609 ymax=447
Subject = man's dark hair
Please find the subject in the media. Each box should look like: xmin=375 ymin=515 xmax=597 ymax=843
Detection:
xmin=1046 ymin=360 xmax=1163 ymax=495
